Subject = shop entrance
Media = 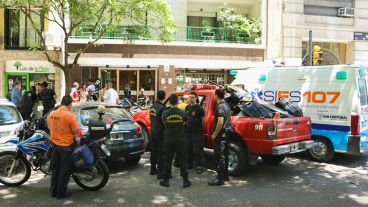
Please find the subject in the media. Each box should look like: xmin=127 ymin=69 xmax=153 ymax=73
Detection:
xmin=99 ymin=68 xmax=157 ymax=102
xmin=5 ymin=73 xmax=30 ymax=94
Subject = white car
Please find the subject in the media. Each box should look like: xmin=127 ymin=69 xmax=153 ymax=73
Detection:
xmin=0 ymin=98 xmax=23 ymax=150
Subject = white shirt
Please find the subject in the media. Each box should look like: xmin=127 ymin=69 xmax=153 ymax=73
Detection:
xmin=103 ymin=88 xmax=119 ymax=104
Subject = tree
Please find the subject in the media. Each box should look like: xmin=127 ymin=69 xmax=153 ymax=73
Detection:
xmin=0 ymin=0 xmax=176 ymax=93
xmin=217 ymin=3 xmax=262 ymax=44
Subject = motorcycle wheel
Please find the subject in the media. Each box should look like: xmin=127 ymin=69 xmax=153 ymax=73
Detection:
xmin=0 ymin=151 xmax=31 ymax=186
xmin=73 ymin=159 xmax=109 ymax=191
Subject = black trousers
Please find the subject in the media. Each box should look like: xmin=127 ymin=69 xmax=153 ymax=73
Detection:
xmin=163 ymin=137 xmax=188 ymax=179
xmin=50 ymin=144 xmax=73 ymax=197
xmin=187 ymin=127 xmax=205 ymax=168
xmin=213 ymin=132 xmax=229 ymax=179
xmin=150 ymin=131 xmax=164 ymax=175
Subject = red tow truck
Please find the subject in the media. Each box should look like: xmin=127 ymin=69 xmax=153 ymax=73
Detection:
xmin=133 ymin=84 xmax=313 ymax=176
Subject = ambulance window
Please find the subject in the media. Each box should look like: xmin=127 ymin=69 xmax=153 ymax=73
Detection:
xmin=358 ymin=78 xmax=368 ymax=106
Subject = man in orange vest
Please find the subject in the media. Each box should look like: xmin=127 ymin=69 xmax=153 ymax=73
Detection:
xmin=48 ymin=95 xmax=79 ymax=199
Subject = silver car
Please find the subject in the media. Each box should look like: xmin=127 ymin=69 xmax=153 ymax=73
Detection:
xmin=0 ymin=98 xmax=23 ymax=150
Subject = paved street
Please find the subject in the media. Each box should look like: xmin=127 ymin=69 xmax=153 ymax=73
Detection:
xmin=0 ymin=150 xmax=367 ymax=207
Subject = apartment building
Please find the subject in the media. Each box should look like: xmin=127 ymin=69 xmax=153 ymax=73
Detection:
xmin=267 ymin=0 xmax=368 ymax=66
xmin=67 ymin=0 xmax=266 ymax=100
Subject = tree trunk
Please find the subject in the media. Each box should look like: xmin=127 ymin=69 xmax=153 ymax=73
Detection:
xmin=64 ymin=67 xmax=71 ymax=96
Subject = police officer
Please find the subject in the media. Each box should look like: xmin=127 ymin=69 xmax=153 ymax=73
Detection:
xmin=208 ymin=89 xmax=231 ymax=186
xmin=160 ymin=94 xmax=191 ymax=188
xmin=48 ymin=95 xmax=79 ymax=199
xmin=185 ymin=92 xmax=205 ymax=174
xmin=149 ymin=90 xmax=166 ymax=179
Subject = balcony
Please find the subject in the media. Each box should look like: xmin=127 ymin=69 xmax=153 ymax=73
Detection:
xmin=69 ymin=25 xmax=261 ymax=45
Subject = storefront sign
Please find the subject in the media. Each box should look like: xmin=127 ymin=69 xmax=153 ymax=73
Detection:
xmin=354 ymin=32 xmax=368 ymax=40
xmin=6 ymin=60 xmax=56 ymax=73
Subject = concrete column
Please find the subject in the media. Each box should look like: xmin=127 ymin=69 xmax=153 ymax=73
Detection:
xmin=158 ymin=65 xmax=176 ymax=96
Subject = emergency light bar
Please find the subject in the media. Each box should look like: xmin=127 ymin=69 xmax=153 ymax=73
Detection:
xmin=183 ymin=84 xmax=218 ymax=90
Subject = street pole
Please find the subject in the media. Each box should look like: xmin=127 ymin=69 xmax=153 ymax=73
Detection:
xmin=309 ymin=30 xmax=313 ymax=66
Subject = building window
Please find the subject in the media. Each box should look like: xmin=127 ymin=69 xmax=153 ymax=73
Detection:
xmin=304 ymin=0 xmax=354 ymax=17
xmin=4 ymin=8 xmax=43 ymax=49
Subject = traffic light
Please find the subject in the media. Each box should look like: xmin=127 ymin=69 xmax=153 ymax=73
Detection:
xmin=313 ymin=45 xmax=323 ymax=66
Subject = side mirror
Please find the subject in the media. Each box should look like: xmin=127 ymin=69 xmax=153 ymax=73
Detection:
xmin=30 ymin=113 xmax=37 ymax=120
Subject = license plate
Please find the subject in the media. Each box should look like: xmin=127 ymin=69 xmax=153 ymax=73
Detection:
xmin=100 ymin=144 xmax=111 ymax=156
xmin=290 ymin=143 xmax=299 ymax=152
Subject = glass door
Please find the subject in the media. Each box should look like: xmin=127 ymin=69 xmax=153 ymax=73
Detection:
xmin=119 ymin=70 xmax=138 ymax=101
xmin=101 ymin=69 xmax=118 ymax=89
xmin=139 ymin=70 xmax=156 ymax=102
xmin=5 ymin=73 xmax=29 ymax=95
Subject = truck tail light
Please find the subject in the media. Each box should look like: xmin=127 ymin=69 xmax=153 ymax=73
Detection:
xmin=266 ymin=121 xmax=277 ymax=140
xmin=351 ymin=114 xmax=360 ymax=136
xmin=136 ymin=125 xmax=142 ymax=136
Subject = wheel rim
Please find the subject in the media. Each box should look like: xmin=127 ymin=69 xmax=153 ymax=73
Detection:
xmin=75 ymin=163 xmax=104 ymax=188
xmin=310 ymin=141 xmax=328 ymax=158
xmin=142 ymin=129 xmax=148 ymax=148
xmin=228 ymin=150 xmax=238 ymax=172
xmin=0 ymin=155 xmax=28 ymax=184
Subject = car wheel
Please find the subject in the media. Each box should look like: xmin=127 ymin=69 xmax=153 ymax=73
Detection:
xmin=260 ymin=155 xmax=286 ymax=165
xmin=227 ymin=142 xmax=250 ymax=176
xmin=308 ymin=137 xmax=334 ymax=162
xmin=140 ymin=125 xmax=151 ymax=151
xmin=124 ymin=156 xmax=141 ymax=165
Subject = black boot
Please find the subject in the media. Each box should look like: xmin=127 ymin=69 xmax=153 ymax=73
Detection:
xmin=159 ymin=179 xmax=169 ymax=187
xmin=182 ymin=174 xmax=191 ymax=188
xmin=208 ymin=172 xmax=225 ymax=186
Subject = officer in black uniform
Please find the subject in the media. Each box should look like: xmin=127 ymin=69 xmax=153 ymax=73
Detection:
xmin=160 ymin=94 xmax=191 ymax=188
xmin=208 ymin=89 xmax=232 ymax=186
xmin=149 ymin=90 xmax=166 ymax=179
xmin=185 ymin=92 xmax=205 ymax=174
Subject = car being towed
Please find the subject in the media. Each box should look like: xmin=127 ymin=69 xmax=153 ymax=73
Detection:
xmin=42 ymin=102 xmax=145 ymax=164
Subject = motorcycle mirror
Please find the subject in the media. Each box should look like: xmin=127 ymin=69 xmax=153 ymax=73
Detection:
xmin=30 ymin=113 xmax=37 ymax=120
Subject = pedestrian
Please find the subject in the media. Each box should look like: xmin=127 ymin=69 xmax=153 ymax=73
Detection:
xmin=70 ymin=82 xmax=80 ymax=102
xmin=208 ymin=89 xmax=232 ymax=186
xmin=178 ymin=94 xmax=189 ymax=110
xmin=160 ymin=94 xmax=191 ymax=188
xmin=47 ymin=95 xmax=79 ymax=199
xmin=78 ymin=83 xmax=87 ymax=102
xmin=149 ymin=90 xmax=166 ymax=179
xmin=10 ymin=81 xmax=22 ymax=110
xmin=185 ymin=92 xmax=205 ymax=174
xmin=40 ymin=82 xmax=57 ymax=116
xmin=102 ymin=81 xmax=119 ymax=104
xmin=20 ymin=86 xmax=37 ymax=120
xmin=86 ymin=79 xmax=96 ymax=95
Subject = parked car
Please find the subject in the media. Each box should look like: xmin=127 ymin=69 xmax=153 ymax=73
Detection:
xmin=133 ymin=84 xmax=313 ymax=176
xmin=0 ymin=97 xmax=23 ymax=142
xmin=40 ymin=102 xmax=145 ymax=164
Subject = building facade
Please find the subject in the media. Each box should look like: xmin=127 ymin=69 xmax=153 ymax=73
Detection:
xmin=0 ymin=8 xmax=62 ymax=99
xmin=267 ymin=0 xmax=368 ymax=66
xmin=67 ymin=0 xmax=266 ymax=101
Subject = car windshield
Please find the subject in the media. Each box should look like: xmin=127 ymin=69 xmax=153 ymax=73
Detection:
xmin=0 ymin=105 xmax=21 ymax=126
xmin=80 ymin=106 xmax=132 ymax=126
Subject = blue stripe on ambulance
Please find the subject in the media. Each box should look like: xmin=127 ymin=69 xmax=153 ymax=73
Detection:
xmin=311 ymin=123 xmax=368 ymax=153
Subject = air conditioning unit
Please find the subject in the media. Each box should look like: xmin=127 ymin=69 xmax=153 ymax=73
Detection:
xmin=338 ymin=7 xmax=355 ymax=18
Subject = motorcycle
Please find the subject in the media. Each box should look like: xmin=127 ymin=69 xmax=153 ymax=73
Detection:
xmin=0 ymin=116 xmax=112 ymax=191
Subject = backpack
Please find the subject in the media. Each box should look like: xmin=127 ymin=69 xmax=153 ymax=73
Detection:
xmin=239 ymin=101 xmax=274 ymax=118
xmin=275 ymin=98 xmax=303 ymax=117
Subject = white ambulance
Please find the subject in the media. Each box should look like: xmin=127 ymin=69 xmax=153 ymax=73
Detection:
xmin=232 ymin=65 xmax=368 ymax=162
